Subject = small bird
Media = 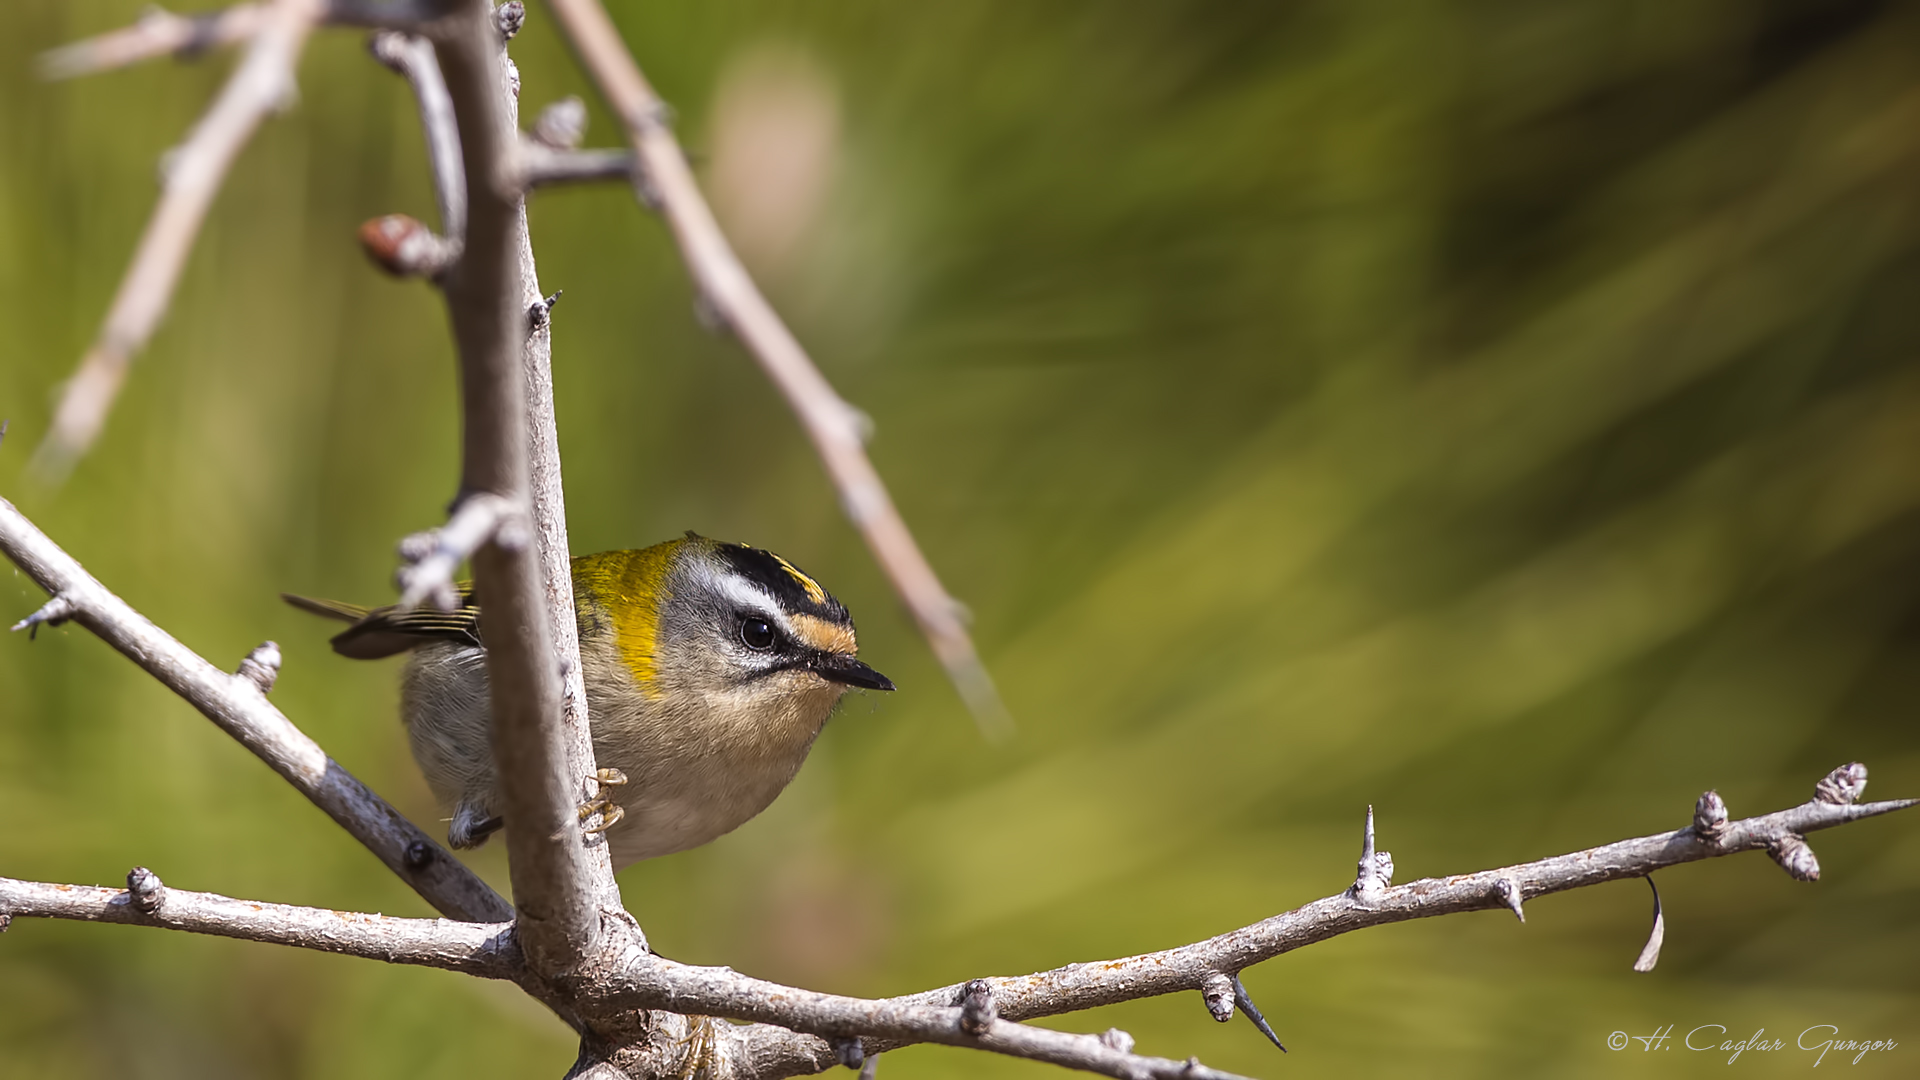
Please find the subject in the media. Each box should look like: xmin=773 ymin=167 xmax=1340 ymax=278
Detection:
xmin=285 ymin=534 xmax=893 ymax=869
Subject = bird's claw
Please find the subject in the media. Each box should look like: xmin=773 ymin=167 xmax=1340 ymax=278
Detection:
xmin=579 ymin=801 xmax=625 ymax=834
xmin=672 ymin=1015 xmax=721 ymax=1080
xmin=577 ymin=767 xmax=628 ymax=835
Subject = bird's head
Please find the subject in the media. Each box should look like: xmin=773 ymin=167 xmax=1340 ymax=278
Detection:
xmin=576 ymin=535 xmax=893 ymax=718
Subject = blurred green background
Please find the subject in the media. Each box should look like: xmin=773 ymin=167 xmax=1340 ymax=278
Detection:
xmin=4 ymin=1 xmax=1920 ymax=1076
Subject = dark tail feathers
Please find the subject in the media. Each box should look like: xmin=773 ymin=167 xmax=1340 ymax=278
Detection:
xmin=281 ymin=593 xmax=371 ymax=623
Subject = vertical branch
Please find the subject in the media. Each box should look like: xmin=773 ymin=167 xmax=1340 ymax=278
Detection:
xmin=429 ymin=0 xmax=613 ymax=976
xmin=542 ymin=0 xmax=1010 ymax=737
xmin=501 ymin=21 xmax=604 ymax=925
xmin=518 ymin=229 xmax=595 ymax=812
xmin=30 ymin=0 xmax=326 ymax=481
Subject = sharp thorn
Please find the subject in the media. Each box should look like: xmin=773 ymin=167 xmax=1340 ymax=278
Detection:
xmin=1493 ymin=878 xmax=1526 ymax=923
xmin=1231 ymin=974 xmax=1286 ymax=1053
xmin=1631 ymin=876 xmax=1665 ymax=973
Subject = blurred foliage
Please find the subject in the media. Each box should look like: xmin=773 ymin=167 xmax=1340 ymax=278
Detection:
xmin=4 ymin=1 xmax=1920 ymax=1077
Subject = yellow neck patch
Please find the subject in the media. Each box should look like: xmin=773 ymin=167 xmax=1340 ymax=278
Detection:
xmin=572 ymin=541 xmax=679 ymax=700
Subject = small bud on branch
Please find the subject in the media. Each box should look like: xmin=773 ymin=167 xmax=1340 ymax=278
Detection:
xmin=126 ymin=866 xmax=166 ymax=915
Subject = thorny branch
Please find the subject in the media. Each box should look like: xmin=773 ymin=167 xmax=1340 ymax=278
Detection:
xmin=12 ymin=4 xmax=1920 ymax=1080
xmin=1 ymin=662 xmax=1906 ymax=1080
xmin=542 ymin=0 xmax=1012 ymax=737
xmin=874 ymin=775 xmax=1915 ymax=1025
xmin=675 ymin=774 xmax=1919 ymax=1077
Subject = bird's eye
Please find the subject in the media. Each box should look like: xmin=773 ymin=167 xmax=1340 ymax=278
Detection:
xmin=739 ymin=618 xmax=776 ymax=650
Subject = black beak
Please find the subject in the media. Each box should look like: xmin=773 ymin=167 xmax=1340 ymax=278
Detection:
xmin=813 ymin=654 xmax=895 ymax=691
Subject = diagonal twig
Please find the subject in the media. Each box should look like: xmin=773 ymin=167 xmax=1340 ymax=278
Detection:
xmin=37 ymin=0 xmax=446 ymax=79
xmin=0 ymin=496 xmax=512 ymax=924
xmin=866 ymin=787 xmax=1919 ymax=1029
xmin=38 ymin=3 xmax=269 ymax=79
xmin=29 ymin=0 xmax=327 ymax=483
xmin=542 ymin=0 xmax=1011 ymax=738
xmin=711 ymin=778 xmax=1916 ymax=1077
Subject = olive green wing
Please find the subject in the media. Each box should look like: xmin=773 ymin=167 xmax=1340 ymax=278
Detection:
xmin=281 ymin=586 xmax=482 ymax=660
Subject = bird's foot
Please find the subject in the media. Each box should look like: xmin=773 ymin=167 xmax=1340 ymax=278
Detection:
xmin=671 ymin=1015 xmax=723 ymax=1080
xmin=578 ymin=767 xmax=628 ymax=835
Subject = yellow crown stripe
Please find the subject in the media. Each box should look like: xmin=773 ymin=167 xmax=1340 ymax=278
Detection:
xmin=770 ymin=552 xmax=828 ymax=606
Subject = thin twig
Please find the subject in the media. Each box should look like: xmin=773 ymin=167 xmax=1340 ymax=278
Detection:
xmin=38 ymin=4 xmax=268 ymax=79
xmin=519 ymin=145 xmax=634 ymax=188
xmin=369 ymin=28 xmax=466 ymax=239
xmin=357 ymin=213 xmax=463 ymax=278
xmin=37 ymin=0 xmax=446 ymax=79
xmin=394 ymin=491 xmax=522 ymax=609
xmin=0 ymin=496 xmax=512 ymax=924
xmin=429 ymin=0 xmax=615 ymax=974
xmin=0 ymin=874 xmax=520 ymax=978
xmin=29 ymin=0 xmax=326 ymax=483
xmin=516 ymin=95 xmax=632 ymax=187
xmin=543 ymin=0 xmax=1011 ymax=737
xmin=327 ymin=0 xmax=450 ymax=31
